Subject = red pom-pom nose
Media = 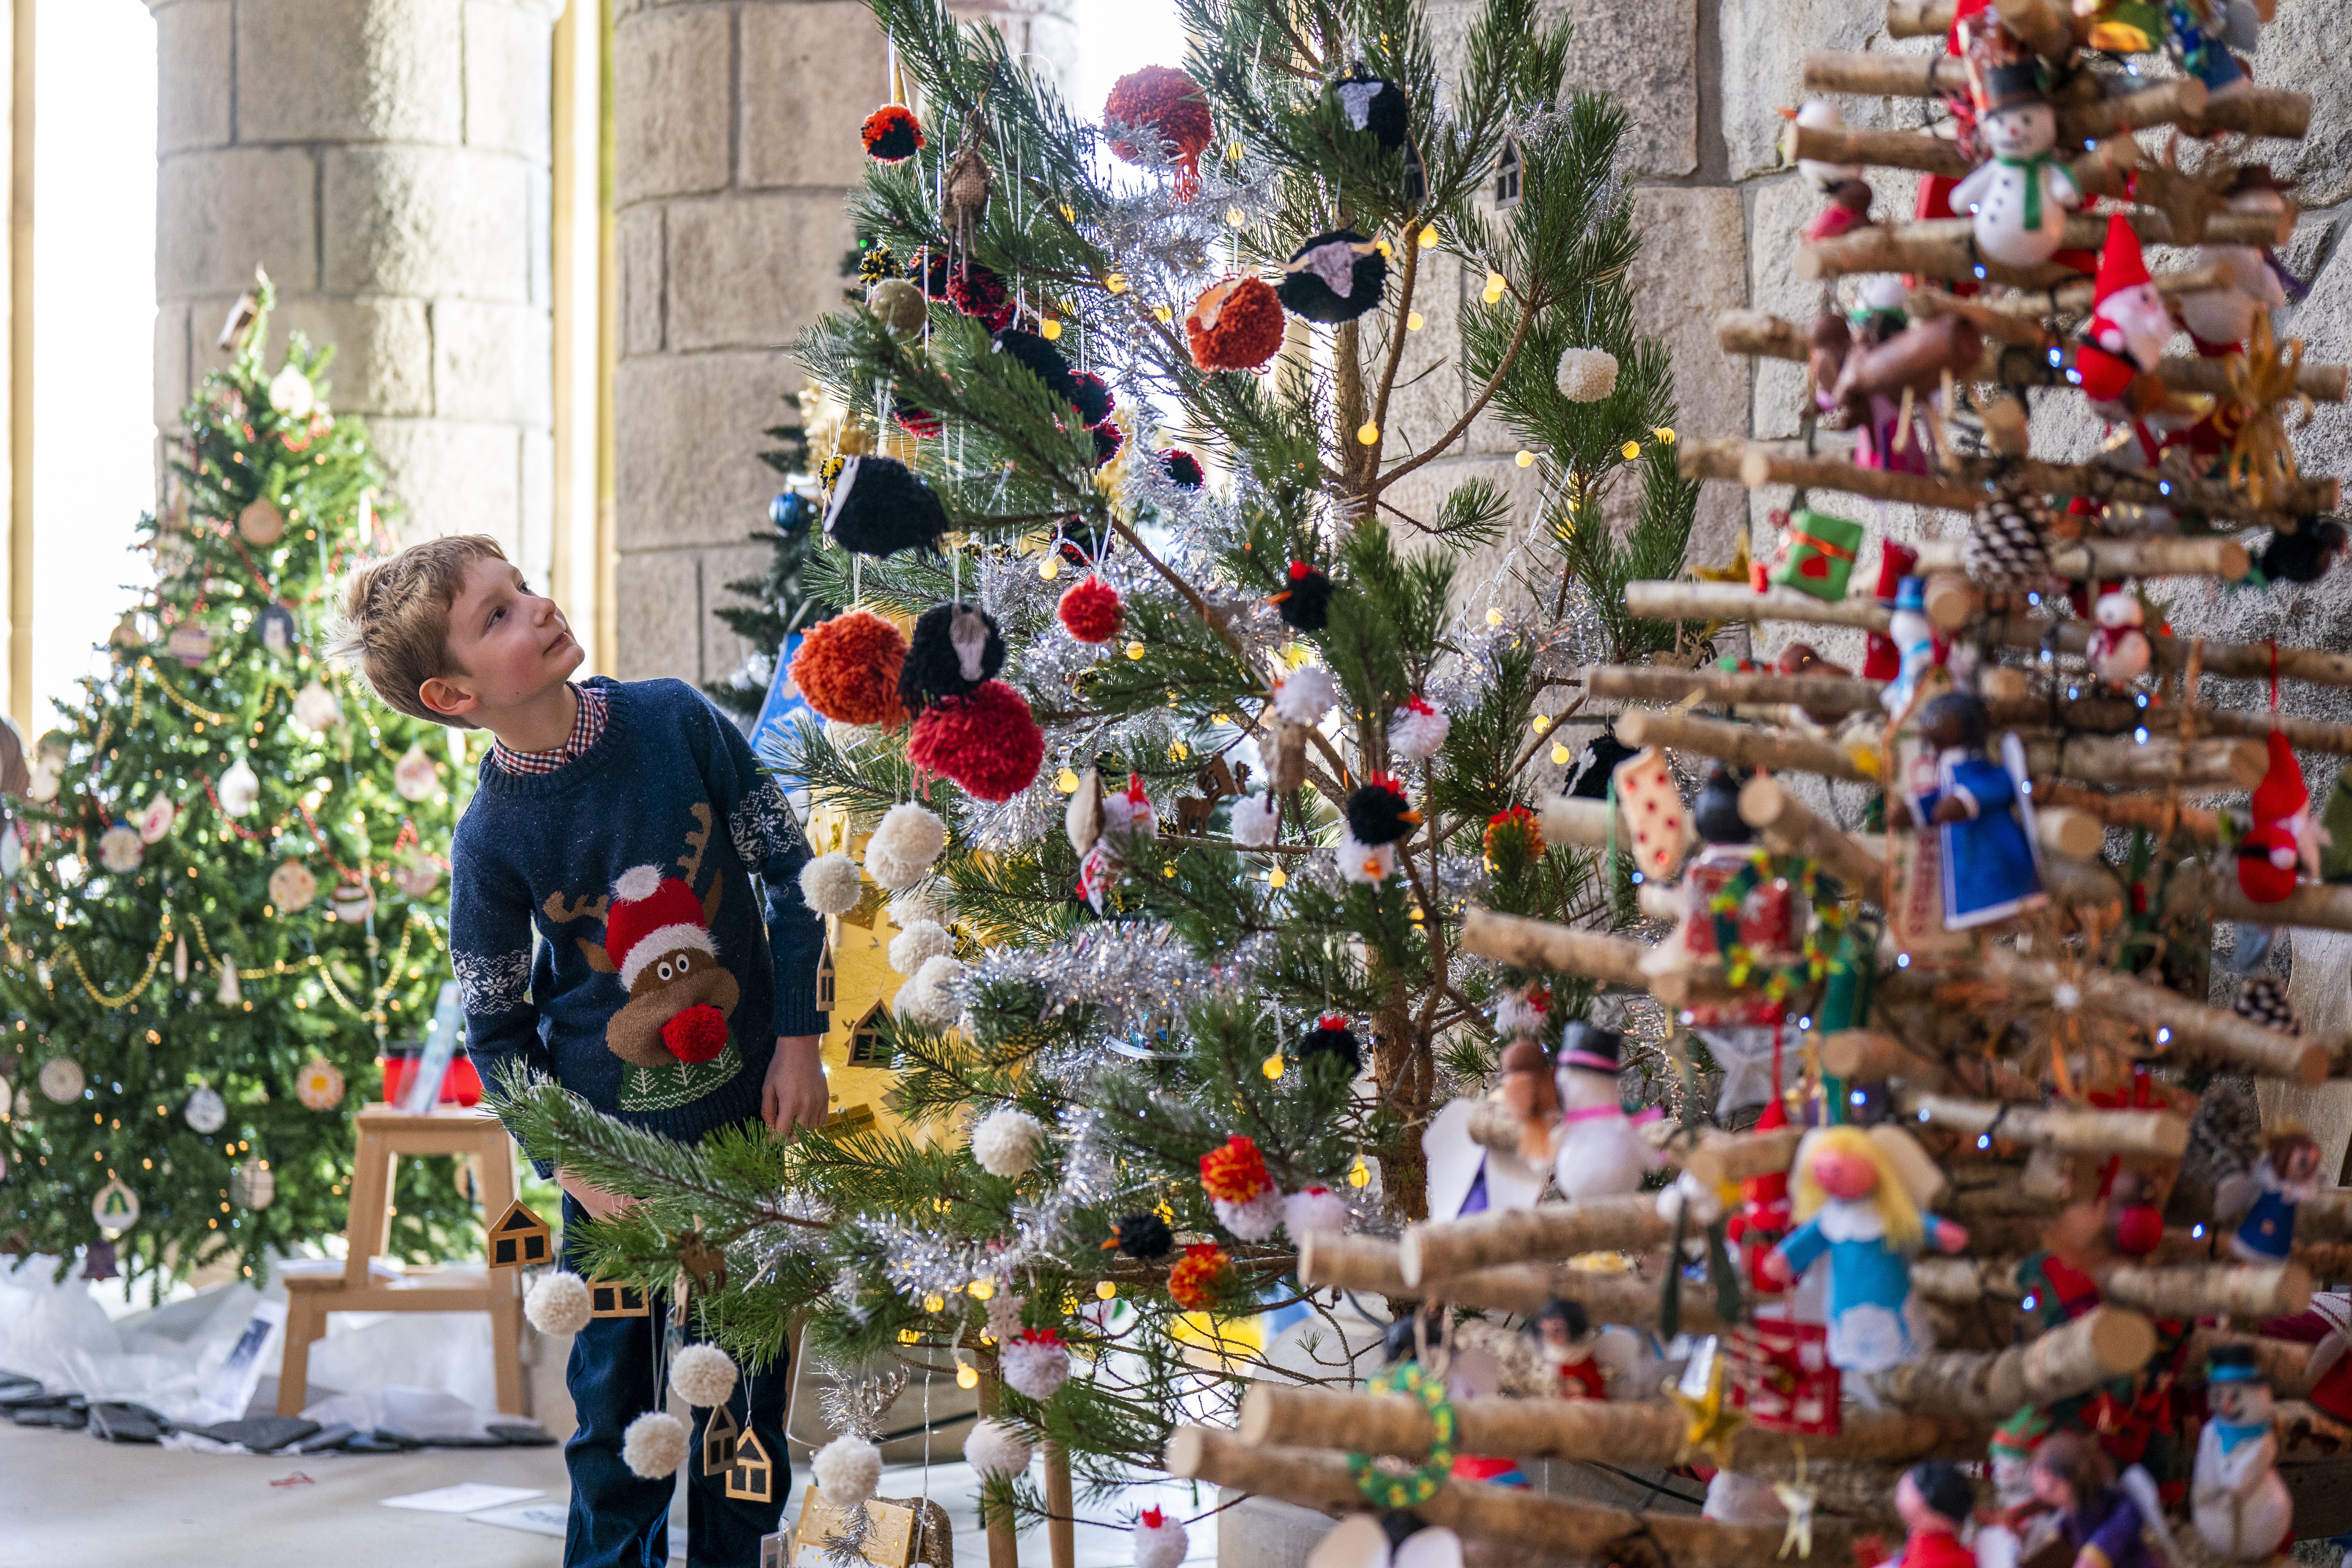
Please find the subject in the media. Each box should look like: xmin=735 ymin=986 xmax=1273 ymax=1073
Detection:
xmin=662 ymin=1003 xmax=730 ymax=1064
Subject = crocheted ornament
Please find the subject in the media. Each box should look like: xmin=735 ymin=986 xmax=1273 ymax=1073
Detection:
xmin=1299 ymin=1013 xmax=1363 ymax=1075
xmin=1161 ymin=448 xmax=1205 ymax=488
xmin=895 ymin=953 xmax=965 ymax=1027
xmin=868 ymin=801 xmax=947 ymax=880
xmin=622 ymin=1411 xmax=690 ymax=1478
xmin=1065 ymin=371 xmax=1116 ymax=429
xmin=2234 ymin=974 xmax=2301 ymax=1035
xmin=1215 ymin=1185 xmax=1285 ymax=1241
xmin=1277 ymin=230 xmax=1388 ymax=324
xmin=1965 ymin=486 xmax=2054 ymax=590
xmin=791 ymin=610 xmax=908 ymax=726
xmin=1330 ymin=67 xmax=1408 ymax=149
xmin=1285 ymin=1185 xmax=1352 ymax=1239
xmin=908 ymin=680 xmax=1045 ymax=801
xmin=1271 ymin=666 xmax=1338 ymax=724
xmin=1104 ymin=66 xmax=1212 ymax=193
xmin=1057 ymin=575 xmax=1123 ymax=642
xmin=524 ymin=1271 xmax=592 ymax=1336
xmin=2261 ymin=519 xmax=2347 ymax=584
xmin=1185 ymin=276 xmax=1285 ymax=372
xmin=799 ymin=851 xmax=865 ymax=917
xmin=1272 ymin=561 xmax=1333 ymax=631
xmin=1482 ymin=804 xmax=1543 ymax=867
xmin=669 ymin=1343 xmax=739 ymax=1408
xmin=1104 ymin=1212 xmax=1174 ymax=1259
xmin=965 ymin=1417 xmax=1033 ymax=1479
xmin=825 ymin=456 xmax=950 ymax=559
xmin=1166 ymin=1242 xmax=1232 ymax=1310
xmin=972 ymin=1107 xmax=1048 ymax=1178
xmin=813 ymin=1434 xmax=884 ymax=1507
xmin=867 ymin=276 xmax=928 ymax=337
xmin=889 ymin=918 xmax=956 ymax=975
xmin=862 ymin=103 xmax=925 ymax=162
xmin=1000 ymin=1328 xmax=1073 ymax=1401
xmin=1135 ymin=1508 xmax=1191 ymax=1568
xmin=1200 ymin=1134 xmax=1272 ymax=1203
xmin=1691 ymin=764 xmax=1751 ymax=844
xmin=1556 ymin=346 xmax=1620 ymax=402
xmin=1335 ymin=829 xmax=1397 ymax=885
xmin=1390 ymin=695 xmax=1449 ymax=760
xmin=901 ymin=602 xmax=1005 ymax=714
xmin=1092 ymin=422 xmax=1125 ymax=466
xmin=1345 ymin=774 xmax=1419 ymax=845
xmin=1230 ymin=791 xmax=1281 ymax=846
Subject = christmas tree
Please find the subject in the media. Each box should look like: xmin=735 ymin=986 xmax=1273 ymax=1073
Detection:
xmin=0 ymin=275 xmax=476 ymax=1291
xmin=704 ymin=395 xmax=836 ymax=722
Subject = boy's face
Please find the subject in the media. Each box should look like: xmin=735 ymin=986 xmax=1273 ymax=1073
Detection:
xmin=424 ymin=555 xmax=582 ymax=717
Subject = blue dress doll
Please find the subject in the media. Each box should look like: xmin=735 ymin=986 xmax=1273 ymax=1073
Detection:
xmin=1905 ymin=690 xmax=2047 ymax=931
xmin=1766 ymin=1126 xmax=1971 ymax=1375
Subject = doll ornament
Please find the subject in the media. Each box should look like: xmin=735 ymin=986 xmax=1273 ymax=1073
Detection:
xmin=1947 ymin=25 xmax=2080 ymax=269
xmin=1891 ymin=691 xmax=2047 ymax=931
xmin=2192 ymin=1345 xmax=2294 ymax=1561
xmin=2217 ymin=1124 xmax=2322 ymax=1263
xmin=1549 ymin=1023 xmax=1661 ymax=1201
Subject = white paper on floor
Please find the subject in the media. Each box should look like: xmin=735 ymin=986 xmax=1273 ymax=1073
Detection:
xmin=381 ymin=1482 xmax=546 ymax=1513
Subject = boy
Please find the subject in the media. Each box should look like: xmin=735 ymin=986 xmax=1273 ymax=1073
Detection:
xmin=334 ymin=535 xmax=828 ymax=1567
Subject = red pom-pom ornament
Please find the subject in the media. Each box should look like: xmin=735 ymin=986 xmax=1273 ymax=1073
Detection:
xmin=662 ymin=1003 xmax=730 ymax=1065
xmin=1057 ymin=575 xmax=1123 ymax=643
xmin=907 ymin=679 xmax=1045 ymax=802
xmin=1104 ymin=66 xmax=1212 ymax=197
xmin=790 ymin=609 xmax=909 ymax=727
xmin=947 ymin=261 xmax=1014 ymax=331
xmin=862 ymin=103 xmax=925 ymax=162
xmin=1091 ymin=422 xmax=1125 ymax=467
xmin=1166 ymin=1242 xmax=1231 ymax=1311
xmin=893 ymin=400 xmax=943 ymax=439
xmin=1186 ymin=277 xmax=1285 ymax=373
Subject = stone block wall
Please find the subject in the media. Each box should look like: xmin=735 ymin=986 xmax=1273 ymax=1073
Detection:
xmin=147 ymin=0 xmax=558 ymax=581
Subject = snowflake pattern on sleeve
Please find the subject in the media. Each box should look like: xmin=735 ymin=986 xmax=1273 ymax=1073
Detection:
xmin=454 ymin=949 xmax=534 ymax=1015
xmin=729 ymin=779 xmax=808 ymax=868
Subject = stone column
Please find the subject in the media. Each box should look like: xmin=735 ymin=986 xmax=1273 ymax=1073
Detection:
xmin=610 ymin=0 xmax=1070 ymax=686
xmin=147 ymin=0 xmax=558 ymax=580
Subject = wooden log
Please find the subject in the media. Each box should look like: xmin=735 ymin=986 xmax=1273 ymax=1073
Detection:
xmin=2179 ymin=89 xmax=2314 ymax=140
xmin=1581 ymin=662 xmax=1886 ymax=717
xmin=1895 ymin=1089 xmax=2189 ymax=1157
xmin=1993 ymin=0 xmax=2079 ymax=58
xmin=1911 ymin=1258 xmax=2313 ymax=1318
xmin=1627 ymin=577 xmax=1886 ymax=635
xmin=1165 ymin=1426 xmax=1840 ymax=1568
xmin=2290 ymin=1189 xmax=2352 ymax=1244
xmin=1824 ymin=1028 xmax=1945 ymax=1085
xmin=1237 ymin=1383 xmax=1974 ymax=1466
xmin=1735 ymin=443 xmax=1980 ymax=512
xmin=2209 ymin=877 xmax=2352 ymax=938
xmin=2037 ymin=805 xmax=2107 ymax=862
xmin=2055 ymin=78 xmax=2212 ymax=142
xmin=1299 ymin=1232 xmax=1696 ymax=1324
xmin=1943 ymin=453 xmax=2337 ymax=534
xmin=1739 ymin=774 xmax=1888 ymax=890
xmin=1985 ymin=697 xmax=2352 ymax=761
xmin=1989 ymin=951 xmax=2331 ymax=1085
xmin=2160 ymin=352 xmax=2349 ymax=405
xmin=1044 ymin=1441 xmax=1075 ymax=1568
xmin=1800 ymin=212 xmax=2286 ymax=286
xmin=1398 ymin=1196 xmax=1671 ymax=1285
xmin=2036 ymin=782 xmax=2220 ymax=844
xmin=1615 ymin=709 xmax=1873 ymax=783
xmin=1794 ymin=121 xmax=1971 ymax=179
xmin=1884 ymin=0 xmax=1955 ymax=37
xmin=1866 ymin=1305 xmax=2158 ymax=1417
xmin=2015 ymin=733 xmax=2265 ymax=790
xmin=1298 ymin=1230 xmax=1415 ymax=1299
xmin=1458 ymin=907 xmax=1652 ymax=988
xmin=1802 ymin=47 xmax=1966 ymax=99
xmin=1909 ymin=534 xmax=2251 ymax=581
xmin=1536 ymin=795 xmax=1614 ymax=851
xmin=1714 ymin=308 xmax=1809 ymax=363
xmin=1678 ymin=1126 xmax=1805 ymax=1186
xmin=1983 ymin=615 xmax=2352 ymax=691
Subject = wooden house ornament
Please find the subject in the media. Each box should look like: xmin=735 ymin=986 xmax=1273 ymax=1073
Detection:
xmin=701 ymin=1401 xmax=740 ymax=1475
xmin=816 ymin=939 xmax=837 ymax=1013
xmin=486 ymin=1198 xmax=551 ymax=1268
xmin=587 ymin=1278 xmax=650 ymax=1318
xmin=725 ymin=1428 xmax=776 ymax=1504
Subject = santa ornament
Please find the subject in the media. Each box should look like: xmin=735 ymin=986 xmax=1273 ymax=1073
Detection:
xmin=2237 ymin=730 xmax=2313 ymax=905
xmin=2070 ymin=213 xmax=2172 ymax=417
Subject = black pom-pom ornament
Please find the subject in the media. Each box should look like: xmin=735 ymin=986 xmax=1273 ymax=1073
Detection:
xmin=1272 ymin=561 xmax=1333 ymax=631
xmin=900 ymin=601 xmax=1006 ymax=713
xmin=1091 ymin=422 xmax=1124 ymax=466
xmin=862 ymin=103 xmax=925 ymax=163
xmin=1566 ymin=725 xmax=1638 ymax=799
xmin=1103 ymin=1212 xmax=1174 ymax=1260
xmin=1276 ymin=229 xmax=1387 ymax=324
xmin=823 ymin=455 xmax=949 ymax=559
xmin=1298 ymin=1013 xmax=1363 ymax=1075
xmin=1329 ymin=66 xmax=1408 ymax=150
xmin=1065 ymin=371 xmax=1116 ymax=428
xmin=1692 ymin=764 xmax=1752 ymax=844
xmin=997 ymin=325 xmax=1073 ymax=388
xmin=1161 ymin=448 xmax=1204 ymax=488
xmin=2261 ymin=518 xmax=2347 ymax=584
xmin=1345 ymin=773 xmax=1419 ymax=845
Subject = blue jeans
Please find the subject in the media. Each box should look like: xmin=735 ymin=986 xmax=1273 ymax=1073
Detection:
xmin=561 ymin=1194 xmax=793 ymax=1568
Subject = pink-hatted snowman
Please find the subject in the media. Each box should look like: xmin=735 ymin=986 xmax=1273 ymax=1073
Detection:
xmin=1947 ymin=24 xmax=2080 ymax=269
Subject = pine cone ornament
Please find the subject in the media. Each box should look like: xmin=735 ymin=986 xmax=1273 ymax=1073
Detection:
xmin=1963 ymin=488 xmax=2054 ymax=591
xmin=2233 ymin=974 xmax=2301 ymax=1035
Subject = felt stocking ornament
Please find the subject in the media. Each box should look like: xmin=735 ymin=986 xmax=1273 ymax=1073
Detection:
xmin=1610 ymin=746 xmax=1692 ymax=883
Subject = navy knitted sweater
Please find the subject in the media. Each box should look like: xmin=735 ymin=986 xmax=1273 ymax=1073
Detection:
xmin=450 ymin=678 xmax=827 ymax=1159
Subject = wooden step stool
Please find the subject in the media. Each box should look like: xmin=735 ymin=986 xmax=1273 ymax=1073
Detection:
xmin=277 ymin=1103 xmax=528 ymax=1417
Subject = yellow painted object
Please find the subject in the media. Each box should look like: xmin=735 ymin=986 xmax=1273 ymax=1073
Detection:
xmin=804 ymin=802 xmax=924 ymax=1145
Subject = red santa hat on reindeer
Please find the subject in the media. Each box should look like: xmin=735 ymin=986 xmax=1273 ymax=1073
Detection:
xmin=2071 ymin=212 xmax=2174 ymax=407
xmin=605 ymin=864 xmax=719 ymax=991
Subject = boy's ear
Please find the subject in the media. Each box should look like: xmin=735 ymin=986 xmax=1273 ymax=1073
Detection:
xmin=417 ymin=675 xmax=479 ymax=721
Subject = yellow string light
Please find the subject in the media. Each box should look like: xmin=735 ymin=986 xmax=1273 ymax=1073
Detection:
xmin=1356 ymin=422 xmax=1380 ymax=445
xmin=1096 ymin=1280 xmax=1117 ymax=1300
xmin=1055 ymin=768 xmax=1081 ymax=793
xmin=1261 ymin=1053 xmax=1285 ymax=1079
xmin=1417 ymin=226 xmax=1439 ymax=250
xmin=1040 ymin=318 xmax=1063 ymax=341
xmin=1406 ymin=311 xmax=1424 ymax=331
xmin=1621 ymin=440 xmax=1641 ymax=460
xmin=1267 ymin=867 xmax=1288 ymax=888
xmin=1515 ymin=450 xmax=1535 ymax=468
xmin=1551 ymin=742 xmax=1572 ymax=765
xmin=957 ymin=1363 xmax=980 ymax=1388
xmin=1105 ymin=274 xmax=1127 ymax=294
xmin=969 ymin=1278 xmax=995 ymax=1301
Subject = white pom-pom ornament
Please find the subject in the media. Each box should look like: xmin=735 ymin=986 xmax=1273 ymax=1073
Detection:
xmin=1134 ymin=1508 xmax=1189 ymax=1568
xmin=1214 ymin=1187 xmax=1287 ymax=1242
xmin=524 ymin=1271 xmax=593 ymax=1336
xmin=1655 ymin=1171 xmax=1725 ymax=1227
xmin=622 ymin=1410 xmax=691 ymax=1478
xmin=965 ymin=1416 xmax=1033 ymax=1479
xmin=669 ymin=1343 xmax=740 ymax=1408
xmin=867 ymin=802 xmax=947 ymax=890
xmin=1271 ymin=666 xmax=1339 ymax=724
xmin=999 ymin=1330 xmax=1072 ymax=1401
xmin=895 ymin=954 xmax=965 ymax=1027
xmin=1555 ymin=347 xmax=1619 ymax=403
xmin=813 ymin=1433 xmax=884 ymax=1507
xmin=888 ymin=885 xmax=949 ymax=930
xmin=800 ymin=852 xmax=864 ymax=916
xmin=1284 ymin=1185 xmax=1352 ymax=1239
xmin=1230 ymin=793 xmax=1281 ymax=847
xmin=1390 ymin=696 xmax=1450 ymax=761
xmin=971 ymin=1108 xmax=1047 ymax=1178
xmin=889 ymin=919 xmax=956 ymax=975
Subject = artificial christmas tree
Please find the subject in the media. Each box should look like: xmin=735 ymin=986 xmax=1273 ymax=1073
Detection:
xmin=0 ymin=276 xmax=474 ymax=1289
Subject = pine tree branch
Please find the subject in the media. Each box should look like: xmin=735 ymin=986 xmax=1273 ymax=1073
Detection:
xmin=1372 ymin=286 xmax=1541 ymax=498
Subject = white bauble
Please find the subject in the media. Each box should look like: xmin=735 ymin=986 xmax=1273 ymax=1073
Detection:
xmin=971 ymin=1108 xmax=1047 ymax=1178
xmin=218 ymin=757 xmax=261 ymax=816
xmin=524 ymin=1271 xmax=593 ymax=1336
xmin=621 ymin=1410 xmax=690 ymax=1478
xmin=888 ymin=919 xmax=956 ymax=976
xmin=98 ymin=824 xmax=144 ymax=873
xmin=895 ymin=955 xmax=965 ymax=1028
xmin=1230 ymin=793 xmax=1281 ymax=847
xmin=799 ymin=851 xmax=864 ymax=916
xmin=1555 ymin=347 xmax=1620 ymax=403
xmin=184 ymin=1085 xmax=227 ymax=1135
xmin=668 ymin=1343 xmax=739 ymax=1408
xmin=393 ymin=744 xmax=439 ymax=802
xmin=964 ymin=1416 xmax=1033 ymax=1479
xmin=292 ymin=680 xmax=343 ymax=733
xmin=39 ymin=1057 xmax=85 ymax=1102
xmin=813 ymin=1434 xmax=884 ymax=1508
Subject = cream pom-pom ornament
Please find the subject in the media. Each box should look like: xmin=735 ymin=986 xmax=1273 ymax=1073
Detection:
xmin=813 ymin=1433 xmax=884 ymax=1507
xmin=800 ymin=851 xmax=865 ymax=916
xmin=669 ymin=1343 xmax=740 ymax=1408
xmin=623 ymin=1410 xmax=691 ymax=1478
xmin=524 ymin=1271 xmax=593 ymax=1336
xmin=1134 ymin=1507 xmax=1190 ymax=1568
xmin=965 ymin=1416 xmax=1033 ymax=1479
xmin=1214 ymin=1187 xmax=1286 ymax=1242
xmin=895 ymin=953 xmax=965 ymax=1027
xmin=1390 ymin=695 xmax=1450 ymax=761
xmin=999 ymin=1328 xmax=1072 ymax=1401
xmin=888 ymin=884 xmax=949 ymax=930
xmin=889 ymin=918 xmax=956 ymax=976
xmin=1655 ymin=1170 xmax=1725 ymax=1228
xmin=971 ymin=1107 xmax=1047 ymax=1178
xmin=1284 ymin=1185 xmax=1352 ymax=1239
xmin=866 ymin=802 xmax=947 ymax=890
xmin=1555 ymin=346 xmax=1619 ymax=403
xmin=1271 ymin=666 xmax=1338 ymax=724
xmin=1230 ymin=792 xmax=1281 ymax=847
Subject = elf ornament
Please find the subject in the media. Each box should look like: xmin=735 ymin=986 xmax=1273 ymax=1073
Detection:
xmin=1947 ymin=25 xmax=2079 ymax=268
xmin=2192 ymin=1344 xmax=2294 ymax=1560
xmin=2072 ymin=214 xmax=2187 ymax=440
xmin=1185 ymin=276 xmax=1285 ymax=372
xmin=2086 ymin=591 xmax=2151 ymax=685
xmin=1764 ymin=1126 xmax=1967 ymax=1374
xmin=1549 ymin=1023 xmax=1661 ymax=1201
xmin=1893 ymin=691 xmax=2047 ymax=930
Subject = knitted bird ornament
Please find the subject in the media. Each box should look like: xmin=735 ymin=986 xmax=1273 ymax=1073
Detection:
xmin=1057 ymin=575 xmax=1123 ymax=642
xmin=1102 ymin=1212 xmax=1174 ymax=1259
xmin=861 ymin=103 xmax=925 ymax=162
xmin=1161 ymin=448 xmax=1205 ymax=488
xmin=908 ymin=680 xmax=1045 ymax=802
xmin=791 ymin=609 xmax=908 ymax=727
xmin=901 ymin=602 xmax=1005 ymax=713
xmin=1104 ymin=66 xmax=1213 ymax=195
xmin=1298 ymin=1012 xmax=1363 ymax=1075
xmin=824 ymin=455 xmax=950 ymax=559
xmin=1390 ymin=695 xmax=1450 ymax=760
xmin=1276 ymin=229 xmax=1388 ymax=324
xmin=1344 ymin=773 xmax=1419 ymax=845
xmin=1185 ymin=276 xmax=1285 ymax=372
xmin=1272 ymin=561 xmax=1334 ymax=632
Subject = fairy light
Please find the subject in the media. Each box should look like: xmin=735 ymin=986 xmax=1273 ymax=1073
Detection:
xmin=1261 ymin=1053 xmax=1285 ymax=1079
xmin=1039 ymin=554 xmax=1061 ymax=580
xmin=1055 ymin=768 xmax=1080 ymax=793
xmin=1515 ymin=450 xmax=1535 ymax=468
xmin=1105 ymin=274 xmax=1127 ymax=294
xmin=957 ymin=1363 xmax=980 ymax=1389
xmin=1406 ymin=311 xmax=1424 ymax=330
xmin=1347 ymin=1154 xmax=1371 ymax=1189
xmin=1417 ymin=226 xmax=1439 ymax=250
xmin=1096 ymin=1280 xmax=1118 ymax=1300
xmin=1040 ymin=317 xmax=1063 ymax=341
xmin=1551 ymin=743 xmax=1572 ymax=765
xmin=1125 ymin=641 xmax=1146 ymax=661
xmin=969 ymin=1279 xmax=995 ymax=1301
xmin=1356 ymin=422 xmax=1380 ymax=445
xmin=1621 ymin=441 xmax=1641 ymax=460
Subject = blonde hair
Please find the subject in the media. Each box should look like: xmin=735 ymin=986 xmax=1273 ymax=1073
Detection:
xmin=1791 ymin=1126 xmax=1924 ymax=1248
xmin=327 ymin=534 xmax=509 ymax=726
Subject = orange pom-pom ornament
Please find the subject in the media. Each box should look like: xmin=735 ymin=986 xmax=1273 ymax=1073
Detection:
xmin=1199 ymin=1135 xmax=1273 ymax=1203
xmin=790 ymin=610 xmax=909 ymax=727
xmin=1185 ymin=277 xmax=1285 ymax=373
xmin=862 ymin=103 xmax=925 ymax=162
xmin=1104 ymin=66 xmax=1212 ymax=197
xmin=1166 ymin=1243 xmax=1232 ymax=1310
xmin=1057 ymin=575 xmax=1123 ymax=643
xmin=907 ymin=679 xmax=1045 ymax=802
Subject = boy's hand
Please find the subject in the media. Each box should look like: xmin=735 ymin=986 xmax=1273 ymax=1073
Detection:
xmin=764 ymin=1035 xmax=829 ymax=1140
xmin=558 ymin=1169 xmax=635 ymax=1220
